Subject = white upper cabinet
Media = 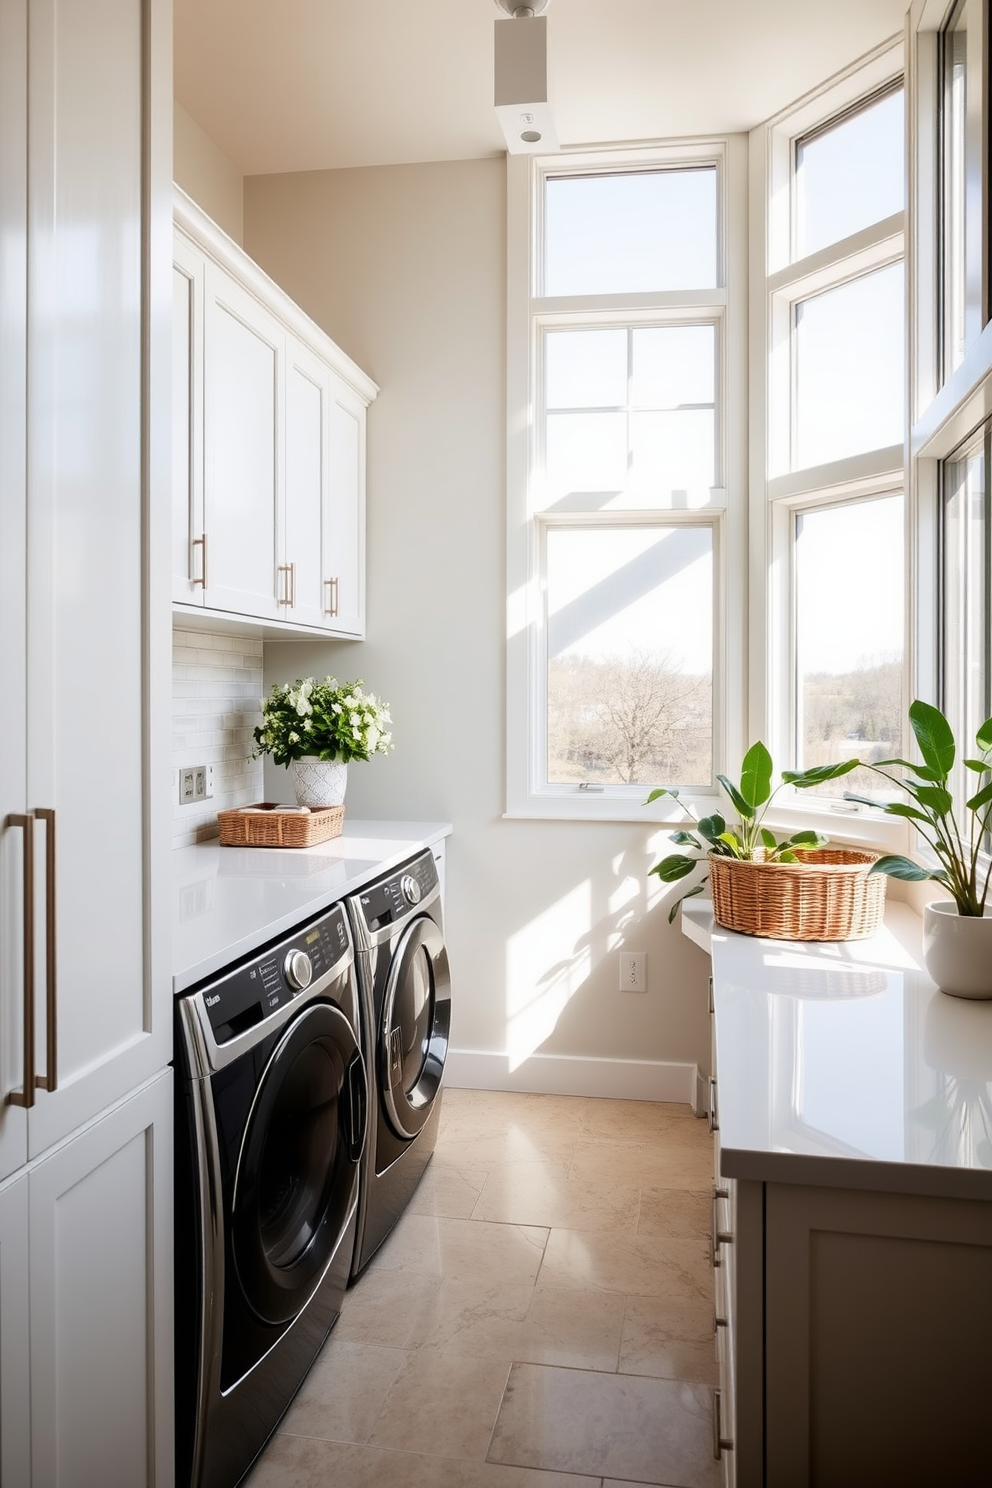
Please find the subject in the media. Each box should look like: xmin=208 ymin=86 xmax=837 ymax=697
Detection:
xmin=204 ymin=265 xmax=285 ymax=621
xmin=173 ymin=189 xmax=377 ymax=636
xmin=0 ymin=0 xmax=171 ymax=1179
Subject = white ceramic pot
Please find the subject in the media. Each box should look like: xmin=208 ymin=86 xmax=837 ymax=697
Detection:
xmin=290 ymin=756 xmax=348 ymax=808
xmin=922 ymin=900 xmax=992 ymax=1000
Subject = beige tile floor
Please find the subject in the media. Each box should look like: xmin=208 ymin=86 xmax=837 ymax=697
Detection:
xmin=246 ymin=1089 xmax=721 ymax=1488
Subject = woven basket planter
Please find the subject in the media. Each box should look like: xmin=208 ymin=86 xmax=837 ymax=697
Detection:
xmin=708 ymin=847 xmax=886 ymax=941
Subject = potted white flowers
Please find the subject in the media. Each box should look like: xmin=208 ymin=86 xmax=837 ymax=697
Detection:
xmin=253 ymin=676 xmax=393 ymax=807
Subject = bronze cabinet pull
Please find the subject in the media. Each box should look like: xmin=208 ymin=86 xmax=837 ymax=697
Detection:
xmin=5 ymin=814 xmax=35 ymax=1109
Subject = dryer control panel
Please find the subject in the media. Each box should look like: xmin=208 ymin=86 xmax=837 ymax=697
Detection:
xmin=356 ymin=851 xmax=438 ymax=934
xmin=199 ymin=903 xmax=351 ymax=1044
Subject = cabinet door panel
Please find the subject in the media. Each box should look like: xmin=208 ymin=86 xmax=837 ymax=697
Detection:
xmin=327 ymin=386 xmax=366 ymax=637
xmin=29 ymin=1071 xmax=174 ymax=1488
xmin=24 ymin=0 xmax=168 ymax=1160
xmin=765 ymin=1183 xmax=992 ymax=1488
xmin=172 ymin=238 xmax=205 ymax=605
xmin=0 ymin=0 xmax=29 ymax=1181
xmin=204 ymin=268 xmax=284 ymax=620
xmin=285 ymin=345 xmax=329 ymax=628
xmin=0 ymin=1174 xmax=30 ymax=1485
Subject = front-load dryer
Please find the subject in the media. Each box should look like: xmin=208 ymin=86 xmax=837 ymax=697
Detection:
xmin=347 ymin=848 xmax=450 ymax=1278
xmin=174 ymin=900 xmax=367 ymax=1488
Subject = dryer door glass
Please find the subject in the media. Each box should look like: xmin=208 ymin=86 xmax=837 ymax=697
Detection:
xmin=380 ymin=916 xmax=451 ymax=1140
xmin=233 ymin=1001 xmax=366 ymax=1326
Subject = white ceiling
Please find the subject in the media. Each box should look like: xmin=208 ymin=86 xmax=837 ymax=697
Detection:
xmin=174 ymin=0 xmax=909 ymax=177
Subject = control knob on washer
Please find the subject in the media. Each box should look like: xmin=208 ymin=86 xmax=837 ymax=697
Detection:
xmin=284 ymin=949 xmax=313 ymax=990
xmin=400 ymin=873 xmax=421 ymax=905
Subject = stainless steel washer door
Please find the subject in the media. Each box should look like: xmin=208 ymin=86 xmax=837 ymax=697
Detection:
xmin=232 ymin=1001 xmax=366 ymax=1326
xmin=380 ymin=916 xmax=451 ymax=1140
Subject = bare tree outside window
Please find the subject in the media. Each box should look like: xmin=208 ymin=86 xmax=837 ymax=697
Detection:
xmin=548 ymin=649 xmax=711 ymax=787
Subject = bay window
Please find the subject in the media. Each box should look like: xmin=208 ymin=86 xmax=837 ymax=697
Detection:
xmin=507 ymin=17 xmax=992 ymax=843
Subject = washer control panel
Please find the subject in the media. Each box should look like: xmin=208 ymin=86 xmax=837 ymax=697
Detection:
xmin=198 ymin=903 xmax=350 ymax=1044
xmin=357 ymin=851 xmax=437 ymax=934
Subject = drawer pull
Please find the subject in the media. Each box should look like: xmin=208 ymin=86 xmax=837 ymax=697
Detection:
xmin=711 ymin=1186 xmax=734 ymax=1267
xmin=278 ymin=562 xmax=296 ymax=607
xmin=708 ymin=1075 xmax=720 ymax=1133
xmin=712 ymin=1387 xmax=734 ymax=1459
xmin=192 ymin=532 xmax=207 ymax=588
xmin=324 ymin=576 xmax=339 ymax=617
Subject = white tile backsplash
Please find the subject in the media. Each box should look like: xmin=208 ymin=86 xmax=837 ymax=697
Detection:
xmin=172 ymin=626 xmax=264 ymax=846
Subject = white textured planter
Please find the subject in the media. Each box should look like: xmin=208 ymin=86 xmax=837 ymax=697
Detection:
xmin=290 ymin=757 xmax=348 ymax=808
xmin=923 ymin=900 xmax=992 ymax=1000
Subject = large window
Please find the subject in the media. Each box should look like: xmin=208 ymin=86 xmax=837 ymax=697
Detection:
xmin=507 ymin=140 xmax=745 ymax=820
xmin=758 ymin=46 xmax=906 ymax=837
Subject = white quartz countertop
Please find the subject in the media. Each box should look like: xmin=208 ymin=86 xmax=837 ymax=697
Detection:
xmin=172 ymin=819 xmax=451 ymax=993
xmin=682 ymin=899 xmax=992 ymax=1200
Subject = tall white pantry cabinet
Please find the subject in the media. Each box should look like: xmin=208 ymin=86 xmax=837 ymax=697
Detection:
xmin=0 ymin=0 xmax=173 ymax=1484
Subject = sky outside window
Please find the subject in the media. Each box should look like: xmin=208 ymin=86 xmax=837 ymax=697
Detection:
xmin=795 ymin=86 xmax=905 ymax=258
xmin=794 ymin=261 xmax=905 ymax=469
xmin=545 ymin=168 xmax=717 ymax=296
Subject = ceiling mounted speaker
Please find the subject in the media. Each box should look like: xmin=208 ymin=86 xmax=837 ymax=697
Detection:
xmin=494 ymin=11 xmax=559 ymax=154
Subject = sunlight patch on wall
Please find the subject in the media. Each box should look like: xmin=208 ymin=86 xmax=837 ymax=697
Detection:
xmin=506 ymin=879 xmax=592 ymax=1070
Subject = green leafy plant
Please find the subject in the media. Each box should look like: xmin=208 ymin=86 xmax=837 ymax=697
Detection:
xmin=844 ymin=699 xmax=992 ymax=916
xmin=253 ymin=676 xmax=393 ymax=767
xmin=647 ymin=743 xmax=859 ymax=922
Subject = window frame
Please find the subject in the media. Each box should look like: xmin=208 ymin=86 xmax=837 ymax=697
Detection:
xmin=505 ymin=138 xmax=748 ymax=822
xmin=909 ymin=0 xmax=992 ymax=882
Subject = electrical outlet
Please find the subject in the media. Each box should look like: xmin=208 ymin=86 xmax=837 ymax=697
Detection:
xmin=619 ymin=951 xmax=646 ymax=992
xmin=179 ymin=764 xmax=212 ymax=804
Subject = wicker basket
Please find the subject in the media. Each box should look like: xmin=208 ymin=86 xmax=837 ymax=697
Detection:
xmin=217 ymin=803 xmax=345 ymax=849
xmin=708 ymin=847 xmax=886 ymax=942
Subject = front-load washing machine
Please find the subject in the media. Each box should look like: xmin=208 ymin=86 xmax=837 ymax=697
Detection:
xmin=347 ymin=848 xmax=451 ymax=1278
xmin=174 ymin=900 xmax=367 ymax=1488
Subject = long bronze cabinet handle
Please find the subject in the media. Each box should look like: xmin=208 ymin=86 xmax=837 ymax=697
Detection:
xmin=5 ymin=814 xmax=36 ymax=1109
xmin=34 ymin=807 xmax=57 ymax=1092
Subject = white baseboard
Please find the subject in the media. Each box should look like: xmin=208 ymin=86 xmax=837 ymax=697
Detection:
xmin=445 ymin=1049 xmax=698 ymax=1105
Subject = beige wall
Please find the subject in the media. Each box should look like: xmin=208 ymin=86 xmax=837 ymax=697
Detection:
xmin=244 ymin=159 xmax=712 ymax=1095
xmin=174 ymin=101 xmax=244 ymax=244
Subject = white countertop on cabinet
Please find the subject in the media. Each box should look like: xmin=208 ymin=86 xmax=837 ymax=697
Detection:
xmin=172 ymin=819 xmax=451 ymax=993
xmin=683 ymin=899 xmax=992 ymax=1201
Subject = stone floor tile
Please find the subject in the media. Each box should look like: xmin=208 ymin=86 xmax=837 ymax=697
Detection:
xmin=487 ymin=1362 xmax=720 ymax=1487
xmin=637 ymin=1188 xmax=711 ymax=1239
xmin=370 ymin=1212 xmax=549 ymax=1285
xmin=278 ymin=1338 xmax=406 ymax=1443
xmin=537 ymin=1229 xmax=711 ymax=1301
xmin=472 ymin=1163 xmax=640 ymax=1234
xmin=367 ymin=1350 xmax=513 ymax=1461
xmin=620 ymin=1294 xmax=719 ymax=1385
